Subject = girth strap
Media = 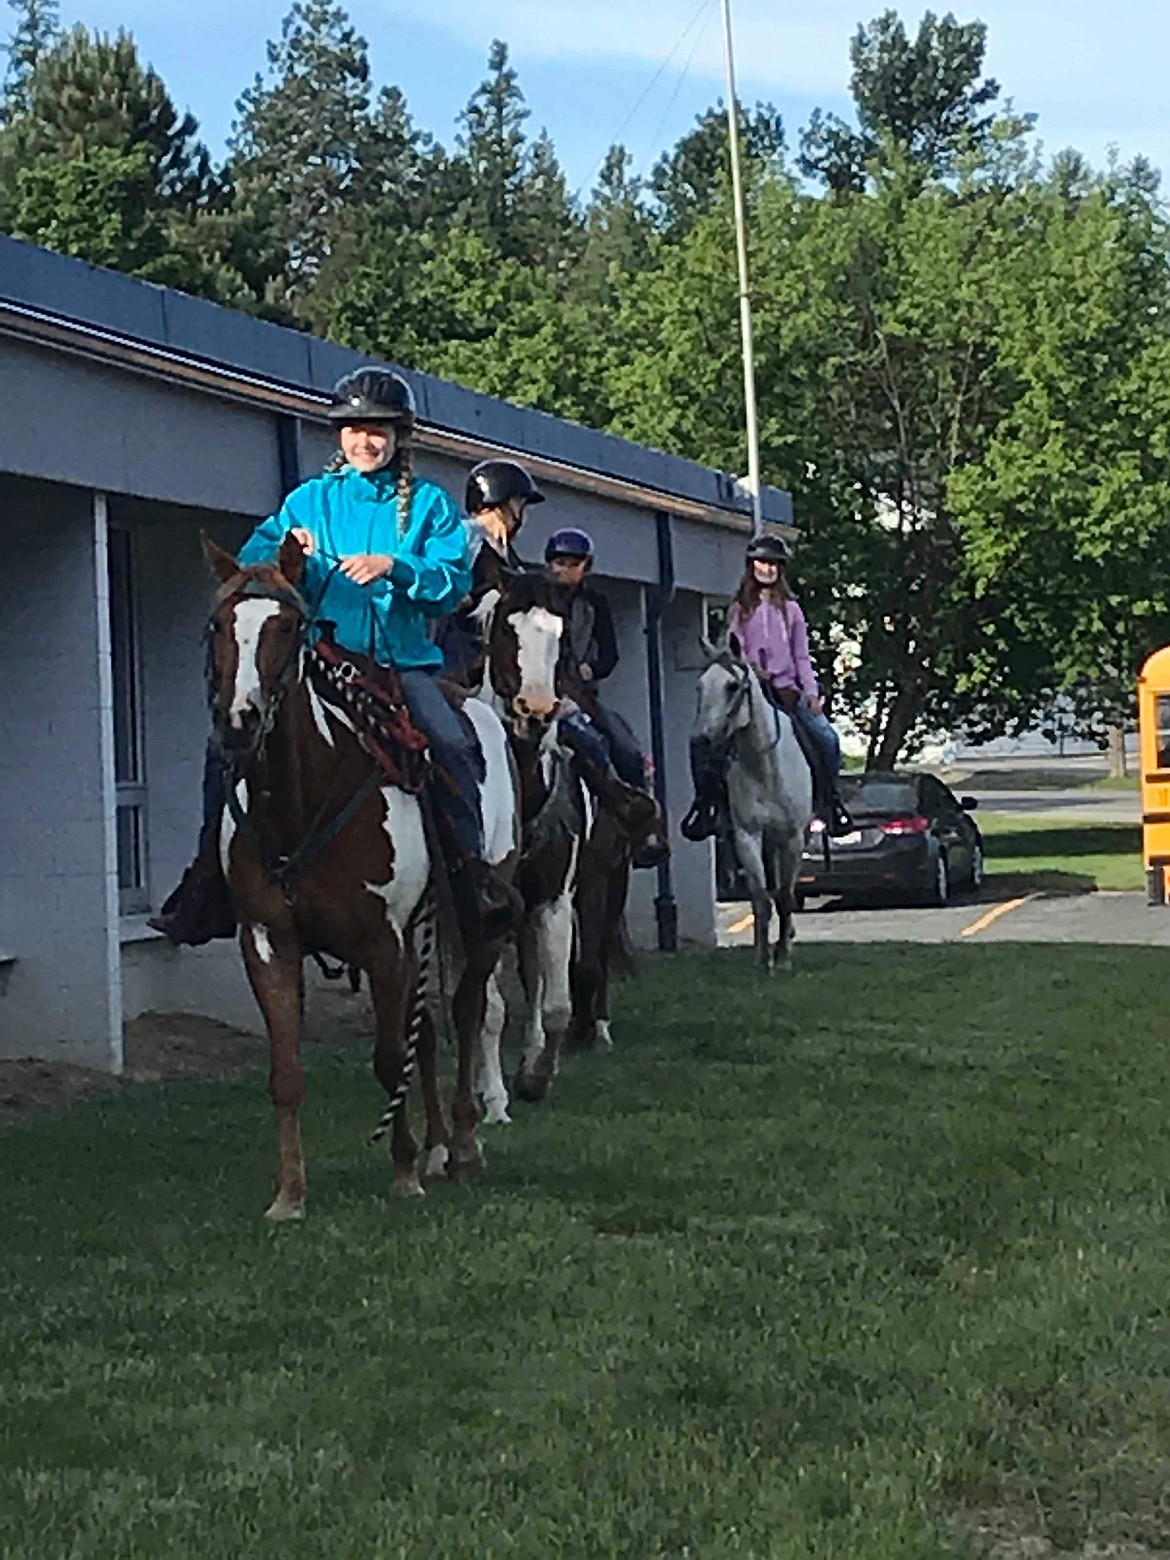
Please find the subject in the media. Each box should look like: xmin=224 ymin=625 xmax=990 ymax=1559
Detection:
xmin=224 ymin=761 xmax=385 ymax=896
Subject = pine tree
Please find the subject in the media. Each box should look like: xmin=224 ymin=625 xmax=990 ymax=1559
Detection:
xmin=456 ymin=38 xmax=529 ymax=258
xmin=577 ymin=144 xmax=650 ymax=303
xmin=5 ymin=25 xmax=209 ymax=203
xmin=229 ymin=0 xmax=375 ymax=305
xmin=2 ymin=0 xmax=57 ymax=119
xmin=651 ymin=103 xmax=784 ymax=234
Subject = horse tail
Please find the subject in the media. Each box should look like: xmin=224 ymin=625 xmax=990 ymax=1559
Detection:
xmin=369 ymin=890 xmax=437 ymax=1145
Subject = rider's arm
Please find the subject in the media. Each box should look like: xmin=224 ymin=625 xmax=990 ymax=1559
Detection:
xmin=238 ymin=490 xmax=329 ymax=593
xmin=788 ymin=602 xmax=820 ymax=700
xmin=374 ymin=484 xmax=472 ymax=618
xmin=586 ymin=588 xmax=619 ymax=681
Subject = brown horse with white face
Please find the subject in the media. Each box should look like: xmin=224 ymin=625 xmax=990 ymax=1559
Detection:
xmin=203 ymin=533 xmax=485 ymax=1217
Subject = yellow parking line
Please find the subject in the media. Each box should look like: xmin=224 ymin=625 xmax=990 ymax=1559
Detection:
xmin=961 ymin=895 xmax=1032 ymax=938
xmin=728 ymin=911 xmax=754 ymax=935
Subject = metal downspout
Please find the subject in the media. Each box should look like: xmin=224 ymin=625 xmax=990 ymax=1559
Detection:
xmin=646 ymin=510 xmax=678 ymax=952
xmin=276 ymin=413 xmax=302 ymax=498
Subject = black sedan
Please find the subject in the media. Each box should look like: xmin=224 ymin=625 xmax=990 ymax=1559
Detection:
xmin=797 ymin=771 xmax=984 ymax=908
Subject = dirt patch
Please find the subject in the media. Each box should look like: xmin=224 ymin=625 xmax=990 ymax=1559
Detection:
xmin=951 ymin=1507 xmax=1170 ymax=1558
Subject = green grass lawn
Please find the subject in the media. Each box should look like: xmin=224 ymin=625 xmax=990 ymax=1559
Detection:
xmin=5 ymin=946 xmax=1170 ymax=1556
xmin=979 ymin=813 xmax=1143 ymax=893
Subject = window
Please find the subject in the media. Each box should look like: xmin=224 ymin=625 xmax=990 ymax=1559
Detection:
xmin=1157 ymin=695 xmax=1170 ymax=772
xmin=108 ymin=526 xmax=148 ymax=913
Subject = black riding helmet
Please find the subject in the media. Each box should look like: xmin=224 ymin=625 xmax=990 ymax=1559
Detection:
xmin=327 ymin=368 xmax=416 ymax=432
xmin=745 ymin=533 xmax=791 ymax=566
xmin=465 ymin=459 xmax=545 ymax=516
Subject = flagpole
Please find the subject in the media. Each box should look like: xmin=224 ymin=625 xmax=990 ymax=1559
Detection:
xmin=720 ymin=0 xmax=763 ymax=537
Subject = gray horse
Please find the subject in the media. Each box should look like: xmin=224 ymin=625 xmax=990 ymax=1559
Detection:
xmin=692 ymin=646 xmax=814 ymax=971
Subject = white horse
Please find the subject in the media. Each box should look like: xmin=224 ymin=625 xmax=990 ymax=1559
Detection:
xmin=693 ymin=647 xmax=814 ymax=972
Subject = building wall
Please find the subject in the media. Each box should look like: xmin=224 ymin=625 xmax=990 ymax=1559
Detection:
xmin=0 ymin=476 xmax=121 ymax=1068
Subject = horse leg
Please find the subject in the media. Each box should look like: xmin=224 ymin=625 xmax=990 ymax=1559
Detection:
xmin=241 ymin=921 xmax=307 ymax=1222
xmin=475 ymin=972 xmax=511 ymax=1125
xmin=417 ymin=1007 xmax=452 ymax=1181
xmin=734 ymin=829 xmax=774 ymax=974
xmin=368 ymin=937 xmax=424 ymax=1199
xmin=594 ymin=856 xmax=631 ymax=1050
xmin=515 ymin=892 xmax=574 ymax=1103
xmin=448 ymin=949 xmax=490 ymax=1182
xmin=569 ymin=862 xmax=604 ymax=1052
xmin=773 ymin=832 xmax=802 ymax=971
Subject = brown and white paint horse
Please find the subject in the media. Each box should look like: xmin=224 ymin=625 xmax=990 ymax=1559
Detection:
xmin=569 ymin=806 xmax=633 ymax=1052
xmin=204 ymin=533 xmax=508 ymax=1216
xmin=470 ymin=569 xmax=589 ymax=1121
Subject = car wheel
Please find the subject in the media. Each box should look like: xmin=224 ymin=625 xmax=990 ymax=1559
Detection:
xmin=922 ymin=850 xmax=950 ymax=907
xmin=969 ymin=842 xmax=985 ymax=892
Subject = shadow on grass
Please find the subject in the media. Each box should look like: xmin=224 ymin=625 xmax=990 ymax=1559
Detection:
xmin=982 ymin=869 xmax=1098 ymax=895
xmin=986 ymin=824 xmax=1141 ymax=859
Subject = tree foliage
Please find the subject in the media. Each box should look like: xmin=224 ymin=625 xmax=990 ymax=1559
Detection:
xmin=2 ymin=3 xmax=1169 ymax=761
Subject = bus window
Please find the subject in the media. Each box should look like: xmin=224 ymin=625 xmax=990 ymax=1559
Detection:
xmin=1157 ymin=695 xmax=1170 ymax=770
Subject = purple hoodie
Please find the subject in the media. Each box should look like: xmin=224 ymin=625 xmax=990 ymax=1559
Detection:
xmin=729 ymin=596 xmax=818 ymax=699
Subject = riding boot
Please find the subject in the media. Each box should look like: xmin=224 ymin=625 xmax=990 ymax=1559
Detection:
xmin=680 ymin=757 xmax=725 ymax=843
xmin=579 ymin=758 xmax=664 ymax=849
xmin=148 ymin=831 xmax=237 ymax=946
xmin=456 ymin=857 xmax=525 ymax=939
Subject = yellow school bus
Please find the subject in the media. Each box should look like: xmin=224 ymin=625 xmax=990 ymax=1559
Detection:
xmin=1139 ymin=645 xmax=1170 ymax=902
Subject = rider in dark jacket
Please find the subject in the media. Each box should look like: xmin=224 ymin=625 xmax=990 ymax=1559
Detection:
xmin=446 ymin=461 xmax=668 ymax=868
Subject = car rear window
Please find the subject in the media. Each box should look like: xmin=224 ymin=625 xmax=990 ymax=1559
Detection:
xmin=840 ymin=778 xmax=918 ymax=815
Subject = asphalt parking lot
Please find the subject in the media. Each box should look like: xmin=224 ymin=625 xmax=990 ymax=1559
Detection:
xmin=718 ymin=889 xmax=1170 ymax=948
xmin=718 ymin=773 xmax=1165 ymax=947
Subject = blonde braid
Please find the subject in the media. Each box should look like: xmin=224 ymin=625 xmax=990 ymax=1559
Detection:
xmin=396 ymin=441 xmax=414 ymax=540
xmin=323 ymin=449 xmax=347 ymax=474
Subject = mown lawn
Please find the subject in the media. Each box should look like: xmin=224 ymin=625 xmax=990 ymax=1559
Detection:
xmin=979 ymin=813 xmax=1143 ymax=893
xmin=4 ymin=946 xmax=1170 ymax=1557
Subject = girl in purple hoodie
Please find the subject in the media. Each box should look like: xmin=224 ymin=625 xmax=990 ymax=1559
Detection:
xmin=681 ymin=534 xmax=849 ymax=841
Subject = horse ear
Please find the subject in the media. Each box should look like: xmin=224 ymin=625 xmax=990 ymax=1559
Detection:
xmin=202 ymin=533 xmax=239 ymax=584
xmin=699 ymin=633 xmax=719 ymax=664
xmin=728 ymin=630 xmax=743 ymax=660
xmin=277 ymin=530 xmax=305 ymax=588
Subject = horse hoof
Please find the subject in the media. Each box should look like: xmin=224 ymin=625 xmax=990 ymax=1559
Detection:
xmin=264 ymin=1193 xmax=305 ymax=1224
xmin=392 ymin=1169 xmax=426 ymax=1199
xmin=594 ymin=1020 xmax=614 ymax=1049
xmin=482 ymin=1101 xmax=512 ymax=1126
xmin=514 ymin=1069 xmax=551 ymax=1104
xmin=448 ymin=1146 xmax=486 ymax=1183
xmin=421 ymin=1144 xmax=451 ymax=1180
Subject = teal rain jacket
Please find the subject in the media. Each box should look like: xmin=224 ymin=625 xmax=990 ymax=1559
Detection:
xmin=239 ymin=464 xmax=472 ymax=671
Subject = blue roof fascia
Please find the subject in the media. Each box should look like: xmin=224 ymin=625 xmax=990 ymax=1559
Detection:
xmin=0 ymin=235 xmax=793 ymax=526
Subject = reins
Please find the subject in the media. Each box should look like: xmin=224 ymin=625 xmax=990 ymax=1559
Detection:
xmin=208 ymin=569 xmax=386 ymax=897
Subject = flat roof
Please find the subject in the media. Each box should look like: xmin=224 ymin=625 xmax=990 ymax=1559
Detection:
xmin=0 ymin=234 xmax=793 ymax=529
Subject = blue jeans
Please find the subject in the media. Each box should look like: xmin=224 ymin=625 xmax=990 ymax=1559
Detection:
xmin=791 ymin=701 xmax=842 ymax=779
xmin=399 ymin=666 xmax=485 ymax=860
xmin=558 ymin=708 xmax=612 ymax=775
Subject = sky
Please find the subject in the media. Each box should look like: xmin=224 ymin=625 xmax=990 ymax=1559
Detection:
xmin=51 ymin=0 xmax=1170 ymax=194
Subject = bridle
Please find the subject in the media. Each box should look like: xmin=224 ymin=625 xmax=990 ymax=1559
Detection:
xmin=205 ymin=570 xmax=384 ymax=897
xmin=704 ymin=653 xmax=783 ymax=757
xmin=205 ymin=572 xmax=309 ymax=758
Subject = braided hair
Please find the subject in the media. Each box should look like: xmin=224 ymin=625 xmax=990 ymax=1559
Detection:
xmin=323 ymin=434 xmax=415 ymax=540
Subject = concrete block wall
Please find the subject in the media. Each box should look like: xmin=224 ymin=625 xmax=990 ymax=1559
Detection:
xmin=0 ymin=476 xmax=121 ymax=1068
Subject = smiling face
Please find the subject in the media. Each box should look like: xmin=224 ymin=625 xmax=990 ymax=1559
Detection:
xmin=751 ymin=559 xmax=780 ymax=587
xmin=339 ymin=421 xmax=397 ymax=474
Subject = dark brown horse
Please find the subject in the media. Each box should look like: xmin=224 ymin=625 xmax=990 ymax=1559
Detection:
xmin=569 ymin=806 xmax=634 ymax=1051
xmin=203 ymin=533 xmax=487 ymax=1217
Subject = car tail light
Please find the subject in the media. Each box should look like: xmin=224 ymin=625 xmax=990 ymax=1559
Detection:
xmin=879 ymin=815 xmax=930 ymax=835
xmin=808 ymin=818 xmax=826 ymax=834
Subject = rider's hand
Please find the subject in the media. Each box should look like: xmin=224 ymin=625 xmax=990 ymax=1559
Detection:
xmin=580 ymin=663 xmax=594 ymax=681
xmin=340 ymin=554 xmax=394 ymax=586
xmin=289 ymin=527 xmax=315 ymax=555
xmin=806 ymin=694 xmax=824 ymax=717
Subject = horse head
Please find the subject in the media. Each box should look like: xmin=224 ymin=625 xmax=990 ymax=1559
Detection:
xmin=203 ymin=533 xmax=308 ymax=761
xmin=693 ymin=638 xmax=754 ymax=752
xmin=476 ymin=569 xmax=570 ymax=742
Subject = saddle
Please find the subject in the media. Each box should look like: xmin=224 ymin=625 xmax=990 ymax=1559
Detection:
xmin=309 ymin=636 xmax=429 ymax=793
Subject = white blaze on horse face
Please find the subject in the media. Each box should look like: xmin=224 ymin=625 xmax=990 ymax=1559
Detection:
xmin=508 ymin=606 xmax=562 ymax=720
xmin=464 ymin=698 xmax=517 ymax=866
xmin=365 ymin=787 xmax=429 ymax=932
xmin=228 ymin=601 xmax=282 ymax=727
